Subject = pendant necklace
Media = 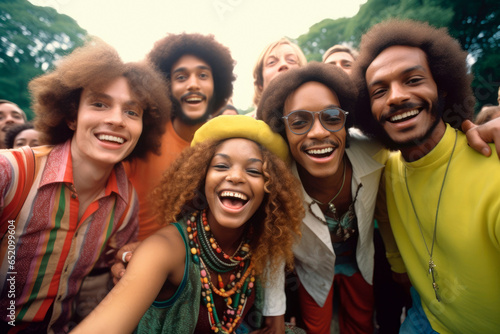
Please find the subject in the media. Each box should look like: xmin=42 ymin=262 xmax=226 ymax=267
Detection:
xmin=310 ymin=159 xmax=346 ymax=218
xmin=404 ymin=129 xmax=457 ymax=302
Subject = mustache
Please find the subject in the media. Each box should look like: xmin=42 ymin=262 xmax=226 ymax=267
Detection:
xmin=180 ymin=92 xmax=207 ymax=100
xmin=380 ymin=102 xmax=428 ymax=123
xmin=301 ymin=139 xmax=340 ymax=151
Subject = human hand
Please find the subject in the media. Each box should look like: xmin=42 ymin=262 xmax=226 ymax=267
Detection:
xmin=111 ymin=241 xmax=140 ymax=284
xmin=463 ymin=119 xmax=500 ymax=159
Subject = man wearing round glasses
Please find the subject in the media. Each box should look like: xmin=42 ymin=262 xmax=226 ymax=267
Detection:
xmin=258 ymin=62 xmax=390 ymax=333
xmin=282 ymin=108 xmax=349 ymax=135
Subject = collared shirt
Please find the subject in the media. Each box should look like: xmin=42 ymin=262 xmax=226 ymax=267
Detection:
xmin=263 ymin=130 xmax=388 ymax=315
xmin=0 ymin=140 xmax=138 ymax=333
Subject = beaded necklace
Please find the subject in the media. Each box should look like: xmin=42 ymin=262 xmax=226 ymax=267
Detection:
xmin=187 ymin=210 xmax=255 ymax=333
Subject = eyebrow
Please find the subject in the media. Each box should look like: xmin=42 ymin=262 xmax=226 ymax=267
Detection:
xmin=85 ymin=92 xmax=140 ymax=107
xmin=172 ymin=65 xmax=211 ymax=74
xmin=291 ymin=104 xmax=341 ymax=112
xmin=0 ymin=110 xmax=23 ymax=115
xmin=368 ymin=65 xmax=426 ymax=88
xmin=214 ymin=153 xmax=263 ymax=164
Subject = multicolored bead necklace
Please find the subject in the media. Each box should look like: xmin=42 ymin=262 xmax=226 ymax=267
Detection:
xmin=187 ymin=210 xmax=255 ymax=333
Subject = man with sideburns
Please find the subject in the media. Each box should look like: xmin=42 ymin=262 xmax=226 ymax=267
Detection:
xmin=353 ymin=19 xmax=500 ymax=333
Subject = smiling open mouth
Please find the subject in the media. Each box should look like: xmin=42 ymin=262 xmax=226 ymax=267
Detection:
xmin=184 ymin=95 xmax=204 ymax=104
xmin=388 ymin=109 xmax=420 ymax=123
xmin=97 ymin=134 xmax=125 ymax=144
xmin=305 ymin=147 xmax=334 ymax=158
xmin=219 ymin=191 xmax=248 ymax=209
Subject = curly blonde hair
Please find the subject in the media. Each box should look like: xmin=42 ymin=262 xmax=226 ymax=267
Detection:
xmin=151 ymin=139 xmax=304 ymax=279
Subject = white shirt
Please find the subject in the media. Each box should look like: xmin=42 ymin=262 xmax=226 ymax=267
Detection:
xmin=264 ymin=131 xmax=387 ymax=315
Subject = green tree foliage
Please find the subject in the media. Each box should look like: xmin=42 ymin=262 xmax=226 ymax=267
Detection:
xmin=0 ymin=0 xmax=87 ymax=119
xmin=446 ymin=0 xmax=500 ymax=108
xmin=297 ymin=0 xmax=500 ymax=110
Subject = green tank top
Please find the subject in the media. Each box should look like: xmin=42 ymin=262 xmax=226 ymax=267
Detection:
xmin=134 ymin=218 xmax=264 ymax=334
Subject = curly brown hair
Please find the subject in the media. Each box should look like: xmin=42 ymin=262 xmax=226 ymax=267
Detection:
xmin=257 ymin=62 xmax=357 ymax=146
xmin=353 ymin=19 xmax=475 ymax=147
xmin=29 ymin=38 xmax=171 ymax=161
xmin=148 ymin=33 xmax=235 ymax=114
xmin=151 ymin=139 xmax=304 ymax=280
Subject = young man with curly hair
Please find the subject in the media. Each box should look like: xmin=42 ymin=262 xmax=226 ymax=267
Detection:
xmin=0 ymin=39 xmax=170 ymax=333
xmin=353 ymin=19 xmax=500 ymax=333
xmin=124 ymin=33 xmax=236 ymax=241
xmin=257 ymin=62 xmax=391 ymax=334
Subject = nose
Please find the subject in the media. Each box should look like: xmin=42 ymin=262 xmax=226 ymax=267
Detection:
xmin=187 ymin=74 xmax=200 ymax=91
xmin=105 ymin=107 xmax=125 ymax=127
xmin=386 ymin=83 xmax=410 ymax=106
xmin=225 ymin=167 xmax=245 ymax=184
xmin=307 ymin=114 xmax=330 ymax=140
xmin=4 ymin=114 xmax=16 ymax=124
xmin=277 ymin=58 xmax=290 ymax=73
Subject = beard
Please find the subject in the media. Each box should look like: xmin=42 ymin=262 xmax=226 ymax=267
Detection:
xmin=171 ymin=96 xmax=216 ymax=126
xmin=378 ymin=96 xmax=445 ymax=151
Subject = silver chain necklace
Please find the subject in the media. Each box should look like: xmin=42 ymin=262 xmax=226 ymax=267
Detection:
xmin=310 ymin=159 xmax=346 ymax=217
xmin=404 ymin=129 xmax=458 ymax=302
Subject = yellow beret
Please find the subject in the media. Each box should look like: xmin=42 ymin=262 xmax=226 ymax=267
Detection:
xmin=191 ymin=115 xmax=290 ymax=163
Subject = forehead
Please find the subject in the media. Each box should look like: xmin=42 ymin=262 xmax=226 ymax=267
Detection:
xmin=80 ymin=76 xmax=134 ymax=100
xmin=171 ymin=54 xmax=212 ymax=73
xmin=284 ymin=81 xmax=340 ymax=115
xmin=366 ymin=45 xmax=431 ymax=83
xmin=0 ymin=103 xmax=23 ymax=114
xmin=214 ymin=138 xmax=262 ymax=158
xmin=16 ymin=128 xmax=38 ymax=139
xmin=325 ymin=51 xmax=354 ymax=63
xmin=265 ymin=43 xmax=298 ymax=59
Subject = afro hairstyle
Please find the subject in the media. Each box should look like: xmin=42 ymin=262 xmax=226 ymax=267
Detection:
xmin=257 ymin=61 xmax=357 ymax=145
xmin=148 ymin=33 xmax=236 ymax=113
xmin=353 ymin=19 xmax=475 ymax=144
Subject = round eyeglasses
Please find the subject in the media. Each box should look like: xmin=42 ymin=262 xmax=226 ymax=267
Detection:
xmin=282 ymin=108 xmax=349 ymax=135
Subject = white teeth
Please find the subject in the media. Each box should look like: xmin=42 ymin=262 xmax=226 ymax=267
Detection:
xmin=97 ymin=134 xmax=124 ymax=144
xmin=186 ymin=97 xmax=202 ymax=102
xmin=307 ymin=147 xmax=334 ymax=155
xmin=220 ymin=191 xmax=248 ymax=201
xmin=390 ymin=109 xmax=420 ymax=122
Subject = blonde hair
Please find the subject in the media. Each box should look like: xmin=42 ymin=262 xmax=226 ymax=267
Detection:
xmin=252 ymin=38 xmax=307 ymax=106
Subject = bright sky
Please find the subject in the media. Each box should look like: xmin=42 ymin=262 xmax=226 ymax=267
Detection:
xmin=28 ymin=0 xmax=366 ymax=109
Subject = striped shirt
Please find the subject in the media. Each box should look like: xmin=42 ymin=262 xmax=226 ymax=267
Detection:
xmin=0 ymin=140 xmax=139 ymax=333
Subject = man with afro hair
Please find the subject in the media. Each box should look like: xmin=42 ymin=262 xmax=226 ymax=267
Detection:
xmin=124 ymin=33 xmax=236 ymax=241
xmin=353 ymin=19 xmax=500 ymax=333
xmin=257 ymin=62 xmax=391 ymax=334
